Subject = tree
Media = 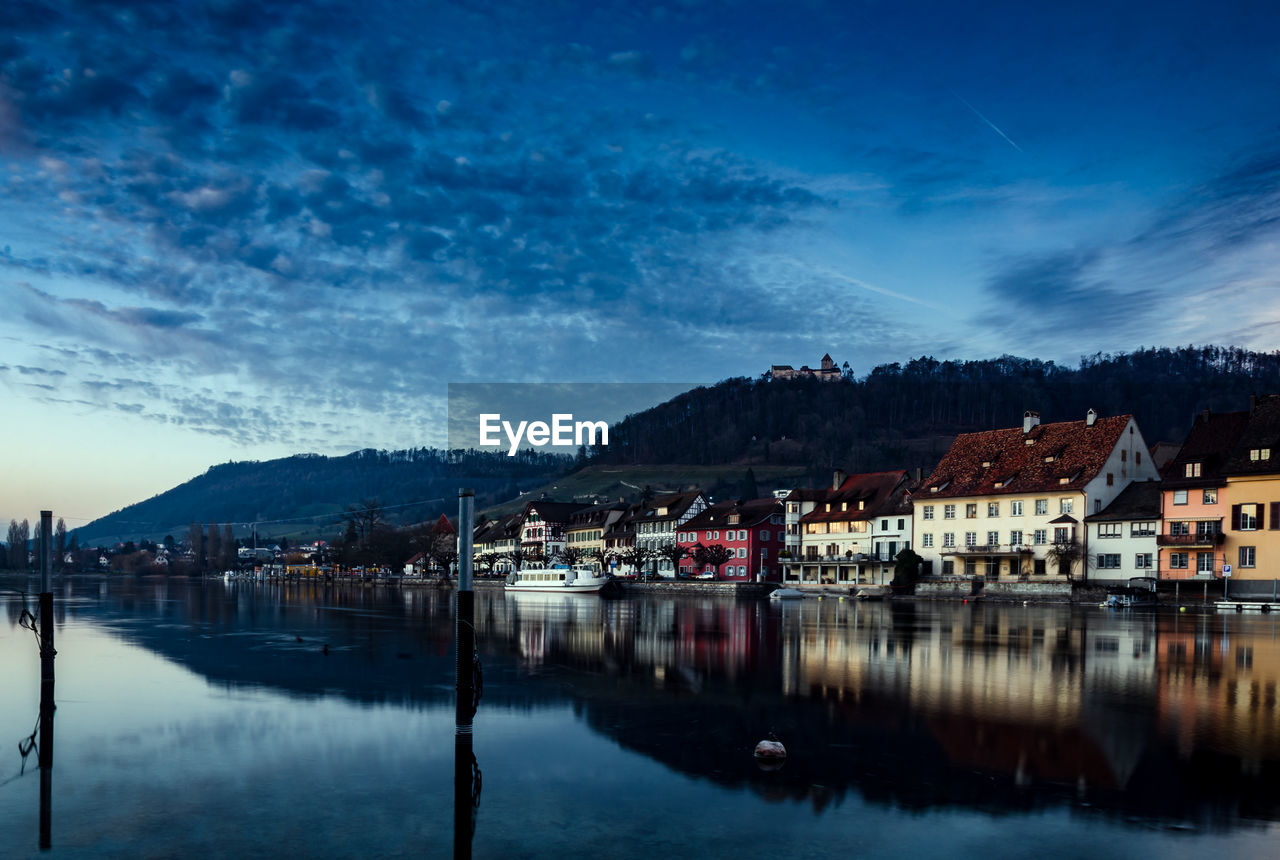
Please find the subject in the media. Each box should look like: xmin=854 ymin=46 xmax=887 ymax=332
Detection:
xmin=67 ymin=533 xmax=79 ymax=571
xmin=892 ymin=548 xmax=923 ymax=590
xmin=619 ymin=545 xmax=655 ymax=579
xmin=207 ymin=524 xmax=222 ymax=573
xmin=741 ymin=468 xmax=759 ymax=500
xmin=556 ymin=546 xmax=585 ymax=567
xmin=9 ymin=519 xmax=30 ymax=569
xmin=222 ymin=524 xmax=236 ymax=569
xmin=657 ymin=544 xmax=688 ymax=577
xmin=1047 ymin=538 xmax=1086 ymax=581
xmin=188 ymin=522 xmax=205 ymax=572
xmin=344 ymin=498 xmax=386 ymax=544
xmin=54 ymin=518 xmax=67 ymax=570
xmin=693 ymin=543 xmax=733 ymax=579
xmin=504 ymin=546 xmax=529 ymax=572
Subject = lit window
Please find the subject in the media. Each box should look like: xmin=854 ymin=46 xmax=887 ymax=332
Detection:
xmin=1184 ymin=462 xmax=1201 ymax=478
xmin=1203 ymin=488 xmax=1217 ymax=504
xmin=965 ymin=504 xmax=978 ymax=518
xmin=1099 ymin=523 xmax=1122 ymax=538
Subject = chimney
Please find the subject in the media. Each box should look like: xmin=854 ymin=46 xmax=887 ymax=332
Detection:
xmin=1086 ymin=408 xmax=1097 ymax=427
xmin=1023 ymin=411 xmax=1040 ymax=433
xmin=915 ymin=466 xmax=923 ymax=483
xmin=832 ymin=469 xmax=846 ymax=490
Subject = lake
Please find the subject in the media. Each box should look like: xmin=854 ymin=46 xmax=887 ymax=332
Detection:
xmin=2 ymin=576 xmax=1279 ymax=858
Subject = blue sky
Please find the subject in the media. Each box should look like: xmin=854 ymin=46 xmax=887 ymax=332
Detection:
xmin=2 ymin=0 xmax=1279 ymax=525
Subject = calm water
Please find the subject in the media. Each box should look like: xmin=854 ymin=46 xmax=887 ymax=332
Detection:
xmin=2 ymin=577 xmax=1279 ymax=859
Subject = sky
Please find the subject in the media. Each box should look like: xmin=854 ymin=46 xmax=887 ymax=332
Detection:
xmin=2 ymin=0 xmax=1280 ymax=527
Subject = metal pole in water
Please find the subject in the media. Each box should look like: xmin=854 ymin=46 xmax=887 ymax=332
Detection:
xmin=454 ymin=489 xmax=476 ymax=860
xmin=38 ymin=510 xmax=55 ymax=851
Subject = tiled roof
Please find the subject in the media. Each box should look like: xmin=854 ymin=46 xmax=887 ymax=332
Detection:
xmin=638 ymin=491 xmax=705 ymax=522
xmin=1223 ymin=395 xmax=1280 ymax=476
xmin=682 ymin=498 xmax=781 ymax=532
xmin=783 ymin=488 xmax=828 ymax=502
xmin=1084 ymin=480 xmax=1162 ymax=522
xmin=566 ymin=502 xmax=627 ymax=529
xmin=798 ymin=471 xmax=909 ymax=524
xmin=1162 ymin=409 xmax=1250 ymax=486
xmin=921 ymin=414 xmax=1131 ymax=499
xmin=524 ymin=500 xmax=587 ymax=523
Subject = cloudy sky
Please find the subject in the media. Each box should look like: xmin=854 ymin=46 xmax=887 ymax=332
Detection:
xmin=2 ymin=0 xmax=1279 ymax=525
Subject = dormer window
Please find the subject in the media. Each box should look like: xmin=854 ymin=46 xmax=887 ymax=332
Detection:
xmin=841 ymin=502 xmax=847 ymax=511
xmin=1044 ymin=455 xmax=1054 ymax=463
xmin=1250 ymin=448 xmax=1272 ymax=461
xmin=1184 ymin=462 xmax=1201 ymax=478
xmin=858 ymin=501 xmax=865 ymax=510
xmin=825 ymin=503 xmax=831 ymax=512
xmin=981 ymin=461 xmax=991 ymax=468
xmin=1025 ymin=438 xmax=1035 ymax=445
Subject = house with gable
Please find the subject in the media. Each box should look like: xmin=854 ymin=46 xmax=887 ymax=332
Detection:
xmin=678 ymin=498 xmax=785 ymax=581
xmin=914 ymin=410 xmax=1159 ymax=582
xmin=633 ymin=490 xmax=708 ymax=578
xmin=1084 ymin=480 xmax=1162 ymax=585
xmin=781 ymin=470 xmax=914 ymax=586
xmin=519 ymin=500 xmax=585 ymax=562
xmin=1218 ymin=394 xmax=1280 ymax=593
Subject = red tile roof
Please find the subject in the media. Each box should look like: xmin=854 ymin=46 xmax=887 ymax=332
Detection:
xmin=682 ymin=498 xmax=782 ymax=532
xmin=922 ymin=415 xmax=1132 ymax=499
xmin=798 ymin=471 xmax=910 ymax=524
xmin=1162 ymin=408 xmax=1250 ymax=486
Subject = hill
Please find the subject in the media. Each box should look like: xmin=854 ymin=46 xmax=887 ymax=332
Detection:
xmin=76 ymin=448 xmax=571 ymax=545
xmin=598 ymin=346 xmax=1280 ymax=481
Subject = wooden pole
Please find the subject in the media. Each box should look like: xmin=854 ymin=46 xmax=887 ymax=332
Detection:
xmin=454 ymin=489 xmax=476 ymax=860
xmin=38 ymin=509 xmax=55 ymax=851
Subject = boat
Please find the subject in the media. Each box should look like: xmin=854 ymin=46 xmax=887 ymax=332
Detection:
xmin=504 ymin=564 xmax=612 ymax=593
xmin=769 ymin=587 xmax=806 ymax=600
xmin=1102 ymin=576 xmax=1157 ymax=609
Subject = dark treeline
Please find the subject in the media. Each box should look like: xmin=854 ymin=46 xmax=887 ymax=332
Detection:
xmin=76 ymin=447 xmax=572 ymax=545
xmin=597 ymin=346 xmax=1280 ymax=482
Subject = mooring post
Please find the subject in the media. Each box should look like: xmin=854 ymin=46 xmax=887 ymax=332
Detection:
xmin=454 ymin=488 xmax=476 ymax=860
xmin=38 ymin=510 xmax=55 ymax=851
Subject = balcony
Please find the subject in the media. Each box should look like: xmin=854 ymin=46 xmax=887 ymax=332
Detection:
xmin=1156 ymin=532 xmax=1225 ymax=547
xmin=943 ymin=544 xmax=1034 ymax=556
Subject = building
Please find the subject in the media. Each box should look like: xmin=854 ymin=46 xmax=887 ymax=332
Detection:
xmin=770 ymin=353 xmax=843 ymax=382
xmin=1219 ymin=395 xmax=1280 ymax=594
xmin=1084 ymin=480 xmax=1162 ymax=585
xmin=632 ymin=491 xmax=708 ymax=577
xmin=1156 ymin=408 xmax=1248 ymax=581
xmin=915 ymin=410 xmax=1159 ymax=582
xmin=563 ymin=502 xmax=628 ymax=563
xmin=678 ymin=498 xmax=785 ymax=581
xmin=782 ymin=470 xmax=913 ymax=586
xmin=519 ymin=500 xmax=584 ymax=562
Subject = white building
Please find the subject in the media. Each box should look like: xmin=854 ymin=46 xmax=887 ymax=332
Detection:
xmin=1083 ymin=480 xmax=1162 ymax=585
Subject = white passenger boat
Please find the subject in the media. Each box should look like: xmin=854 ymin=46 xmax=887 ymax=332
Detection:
xmin=504 ymin=564 xmax=612 ymax=593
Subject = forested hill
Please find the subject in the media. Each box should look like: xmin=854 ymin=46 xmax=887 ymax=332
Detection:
xmin=597 ymin=347 xmax=1280 ymax=480
xmin=77 ymin=448 xmax=571 ymax=545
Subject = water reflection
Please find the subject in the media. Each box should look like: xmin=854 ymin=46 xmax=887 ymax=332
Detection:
xmin=4 ymin=577 xmax=1280 ymax=838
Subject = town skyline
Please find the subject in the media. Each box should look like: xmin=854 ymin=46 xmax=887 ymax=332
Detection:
xmin=2 ymin=1 xmax=1279 ymax=525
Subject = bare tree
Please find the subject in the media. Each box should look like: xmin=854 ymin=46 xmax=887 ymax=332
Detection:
xmin=658 ymin=544 xmax=689 ymax=577
xmin=693 ymin=543 xmax=734 ymax=579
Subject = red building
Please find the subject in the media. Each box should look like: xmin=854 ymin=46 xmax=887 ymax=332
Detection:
xmin=677 ymin=498 xmax=786 ymax=581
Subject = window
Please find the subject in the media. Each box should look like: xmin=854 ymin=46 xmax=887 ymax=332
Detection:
xmin=1250 ymin=448 xmax=1272 ymax=461
xmin=922 ymin=534 xmax=934 ymax=548
xmin=1122 ymin=449 xmax=1128 ymax=461
xmin=1107 ymin=473 xmax=1114 ymax=486
xmin=1009 ymin=530 xmax=1023 ymax=546
xmin=1197 ymin=552 xmax=1214 ymax=574
xmin=1060 ymin=498 xmax=1074 ymax=514
xmin=943 ymin=533 xmax=956 ymax=548
xmin=1131 ymin=522 xmax=1156 ymax=537
xmin=1240 ymin=505 xmax=1260 ymax=531
xmin=1011 ymin=501 xmax=1024 ymax=516
xmin=1033 ymin=529 xmax=1047 ymax=545
xmin=1034 ymin=559 xmax=1046 ymax=575
xmin=1035 ymin=499 xmax=1048 ymax=515
xmin=1169 ymin=521 xmax=1190 ymax=536
xmin=1173 ymin=490 xmax=1188 ymax=505
xmin=1170 ymin=552 xmax=1189 ymax=569
xmin=964 ymin=558 xmax=977 ymax=576
xmin=1135 ymin=553 xmax=1153 ymax=569
xmin=965 ymin=531 xmax=978 ymax=547
xmin=760 ymin=529 xmax=769 ymax=541
xmin=941 ymin=560 xmax=954 ymax=575
xmin=987 ymin=531 xmax=999 ymax=546
xmin=1096 ymin=554 xmax=1121 ymax=569
xmin=1196 ymin=521 xmax=1219 ymax=539
xmin=898 ymin=519 xmax=905 ymax=529
xmin=1099 ymin=523 xmax=1122 ymax=538
xmin=1203 ymin=488 xmax=1218 ymax=505
xmin=965 ymin=503 xmax=978 ymax=519
xmin=1136 ymin=451 xmax=1142 ymax=465
xmin=923 ymin=506 xmax=935 ymax=520
xmin=881 ymin=519 xmax=889 ymax=530
xmin=944 ymin=504 xmax=956 ymax=520
xmin=1240 ymin=546 xmax=1256 ymax=568
xmin=1054 ymin=527 xmax=1069 ymax=543
xmin=1184 ymin=462 xmax=1201 ymax=478
xmin=987 ymin=502 xmax=999 ymax=517
xmin=736 ymin=547 xmax=747 ymax=558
